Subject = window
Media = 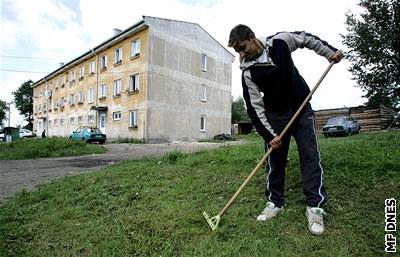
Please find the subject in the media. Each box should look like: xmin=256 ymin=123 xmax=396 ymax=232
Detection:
xmin=201 ymin=54 xmax=207 ymax=71
xmin=70 ymin=117 xmax=75 ymax=123
xmin=80 ymin=66 xmax=85 ymax=79
xmin=61 ymin=76 xmax=65 ymax=86
xmin=131 ymin=39 xmax=141 ymax=57
xmin=78 ymin=91 xmax=84 ymax=103
xmin=100 ymin=55 xmax=108 ymax=69
xmin=89 ymin=61 xmax=95 ymax=74
xmin=88 ymin=114 xmax=94 ymax=123
xmin=69 ymin=94 xmax=75 ymax=105
xmin=200 ymin=84 xmax=207 ymax=102
xmin=88 ymin=88 xmax=94 ymax=103
xmin=113 ymin=111 xmax=122 ymax=120
xmin=78 ymin=116 xmax=83 ymax=123
xmin=129 ymin=110 xmax=138 ymax=128
xmin=54 ymin=119 xmax=58 ymax=126
xmin=70 ymin=70 xmax=76 ymax=82
xmin=114 ymin=47 xmax=122 ymax=64
xmin=113 ymin=79 xmax=121 ymax=96
xmin=100 ymin=84 xmax=107 ymax=98
xmin=55 ymin=79 xmax=59 ymax=89
xmin=200 ymin=114 xmax=206 ymax=131
xmin=60 ymin=118 xmax=64 ymax=125
xmin=129 ymin=73 xmax=140 ymax=92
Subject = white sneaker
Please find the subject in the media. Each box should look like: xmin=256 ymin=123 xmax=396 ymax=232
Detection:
xmin=306 ymin=206 xmax=326 ymax=235
xmin=256 ymin=201 xmax=283 ymax=221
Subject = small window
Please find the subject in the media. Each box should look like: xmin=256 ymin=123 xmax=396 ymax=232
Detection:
xmin=200 ymin=84 xmax=207 ymax=102
xmin=70 ymin=117 xmax=76 ymax=123
xmin=78 ymin=91 xmax=84 ymax=103
xmin=88 ymin=88 xmax=94 ymax=103
xmin=100 ymin=84 xmax=107 ymax=98
xmin=129 ymin=110 xmax=138 ymax=128
xmin=131 ymin=39 xmax=141 ymax=57
xmin=78 ymin=116 xmax=83 ymax=123
xmin=113 ymin=111 xmax=122 ymax=120
xmin=80 ymin=66 xmax=85 ymax=79
xmin=114 ymin=47 xmax=122 ymax=64
xmin=88 ymin=114 xmax=94 ymax=123
xmin=129 ymin=73 xmax=140 ymax=92
xmin=54 ymin=119 xmax=58 ymax=126
xmin=200 ymin=114 xmax=206 ymax=131
xmin=113 ymin=80 xmax=121 ymax=96
xmin=101 ymin=55 xmax=108 ymax=69
xmin=201 ymin=54 xmax=207 ymax=71
xmin=89 ymin=61 xmax=96 ymax=74
xmin=60 ymin=118 xmax=64 ymax=125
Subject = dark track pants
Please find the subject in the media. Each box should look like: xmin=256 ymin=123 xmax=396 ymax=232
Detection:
xmin=264 ymin=104 xmax=327 ymax=208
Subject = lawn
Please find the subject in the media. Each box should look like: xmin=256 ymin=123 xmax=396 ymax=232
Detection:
xmin=0 ymin=137 xmax=107 ymax=160
xmin=0 ymin=131 xmax=399 ymax=256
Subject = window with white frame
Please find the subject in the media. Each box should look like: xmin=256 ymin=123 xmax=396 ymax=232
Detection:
xmin=55 ymin=79 xmax=59 ymax=89
xmin=60 ymin=97 xmax=65 ymax=108
xmin=114 ymin=47 xmax=122 ymax=64
xmin=80 ymin=66 xmax=85 ymax=79
xmin=129 ymin=110 xmax=138 ymax=128
xmin=79 ymin=91 xmax=84 ymax=103
xmin=113 ymin=111 xmax=122 ymax=120
xmin=70 ymin=70 xmax=76 ymax=82
xmin=100 ymin=55 xmax=108 ymax=69
xmin=78 ymin=116 xmax=83 ymax=123
xmin=131 ymin=39 xmax=141 ymax=57
xmin=54 ymin=119 xmax=58 ymax=126
xmin=201 ymin=54 xmax=207 ymax=71
xmin=88 ymin=88 xmax=94 ymax=103
xmin=100 ymin=84 xmax=107 ymax=98
xmin=113 ymin=79 xmax=121 ymax=96
xmin=200 ymin=84 xmax=207 ymax=102
xmin=88 ymin=114 xmax=94 ymax=123
xmin=61 ymin=76 xmax=65 ymax=86
xmin=70 ymin=117 xmax=75 ymax=123
xmin=89 ymin=61 xmax=95 ymax=74
xmin=200 ymin=114 xmax=207 ymax=131
xmin=60 ymin=118 xmax=64 ymax=125
xmin=129 ymin=73 xmax=140 ymax=92
xmin=70 ymin=94 xmax=75 ymax=105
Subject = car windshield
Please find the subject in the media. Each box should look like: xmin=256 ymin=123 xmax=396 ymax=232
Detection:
xmin=326 ymin=117 xmax=345 ymax=125
xmin=87 ymin=128 xmax=102 ymax=133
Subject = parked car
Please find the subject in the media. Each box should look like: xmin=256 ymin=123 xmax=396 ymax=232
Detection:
xmin=19 ymin=128 xmax=36 ymax=138
xmin=69 ymin=126 xmax=106 ymax=144
xmin=322 ymin=116 xmax=361 ymax=137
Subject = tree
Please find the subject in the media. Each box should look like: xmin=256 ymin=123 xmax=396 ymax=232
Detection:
xmin=0 ymin=99 xmax=9 ymax=126
xmin=342 ymin=0 xmax=400 ymax=109
xmin=12 ymin=80 xmax=34 ymax=129
xmin=231 ymin=96 xmax=250 ymax=123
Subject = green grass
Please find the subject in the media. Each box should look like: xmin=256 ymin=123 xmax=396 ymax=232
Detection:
xmin=1 ymin=132 xmax=399 ymax=256
xmin=0 ymin=137 xmax=107 ymax=160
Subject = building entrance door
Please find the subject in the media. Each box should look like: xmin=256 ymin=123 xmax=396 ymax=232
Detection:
xmin=99 ymin=113 xmax=106 ymax=134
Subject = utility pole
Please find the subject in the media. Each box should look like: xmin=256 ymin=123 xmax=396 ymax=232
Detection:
xmin=7 ymin=102 xmax=11 ymax=127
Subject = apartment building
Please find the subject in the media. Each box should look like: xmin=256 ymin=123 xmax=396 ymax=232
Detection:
xmin=32 ymin=16 xmax=234 ymax=142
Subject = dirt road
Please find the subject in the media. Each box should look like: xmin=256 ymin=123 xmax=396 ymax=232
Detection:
xmin=0 ymin=141 xmax=242 ymax=204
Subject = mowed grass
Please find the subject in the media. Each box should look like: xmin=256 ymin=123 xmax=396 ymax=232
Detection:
xmin=0 ymin=131 xmax=399 ymax=256
xmin=0 ymin=137 xmax=107 ymax=160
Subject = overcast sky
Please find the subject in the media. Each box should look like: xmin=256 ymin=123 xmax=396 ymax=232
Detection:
xmin=1 ymin=0 xmax=365 ymax=126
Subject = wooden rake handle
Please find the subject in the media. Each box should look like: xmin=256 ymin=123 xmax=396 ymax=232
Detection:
xmin=218 ymin=61 xmax=335 ymax=217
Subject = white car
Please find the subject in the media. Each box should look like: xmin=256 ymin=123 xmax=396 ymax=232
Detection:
xmin=19 ymin=128 xmax=36 ymax=138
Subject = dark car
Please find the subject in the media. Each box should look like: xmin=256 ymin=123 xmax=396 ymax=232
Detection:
xmin=322 ymin=116 xmax=361 ymax=137
xmin=69 ymin=126 xmax=106 ymax=144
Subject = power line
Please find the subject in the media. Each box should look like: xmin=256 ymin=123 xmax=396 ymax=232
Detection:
xmin=0 ymin=68 xmax=49 ymax=74
xmin=1 ymin=55 xmax=59 ymax=60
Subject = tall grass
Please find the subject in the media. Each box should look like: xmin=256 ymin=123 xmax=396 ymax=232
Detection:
xmin=0 ymin=132 xmax=399 ymax=256
xmin=0 ymin=137 xmax=107 ymax=160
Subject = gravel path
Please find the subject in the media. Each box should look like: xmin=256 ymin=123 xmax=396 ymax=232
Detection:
xmin=0 ymin=141 xmax=243 ymax=204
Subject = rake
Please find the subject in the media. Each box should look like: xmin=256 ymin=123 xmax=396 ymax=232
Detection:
xmin=203 ymin=61 xmax=335 ymax=231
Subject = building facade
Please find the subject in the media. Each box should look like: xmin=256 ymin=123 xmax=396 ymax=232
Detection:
xmin=32 ymin=16 xmax=234 ymax=142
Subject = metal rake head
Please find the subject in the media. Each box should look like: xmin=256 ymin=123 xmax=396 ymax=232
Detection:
xmin=202 ymin=211 xmax=220 ymax=232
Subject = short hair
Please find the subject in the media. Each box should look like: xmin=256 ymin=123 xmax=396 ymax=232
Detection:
xmin=228 ymin=24 xmax=254 ymax=47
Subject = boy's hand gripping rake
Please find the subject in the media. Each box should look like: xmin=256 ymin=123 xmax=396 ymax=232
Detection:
xmin=203 ymin=62 xmax=335 ymax=232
